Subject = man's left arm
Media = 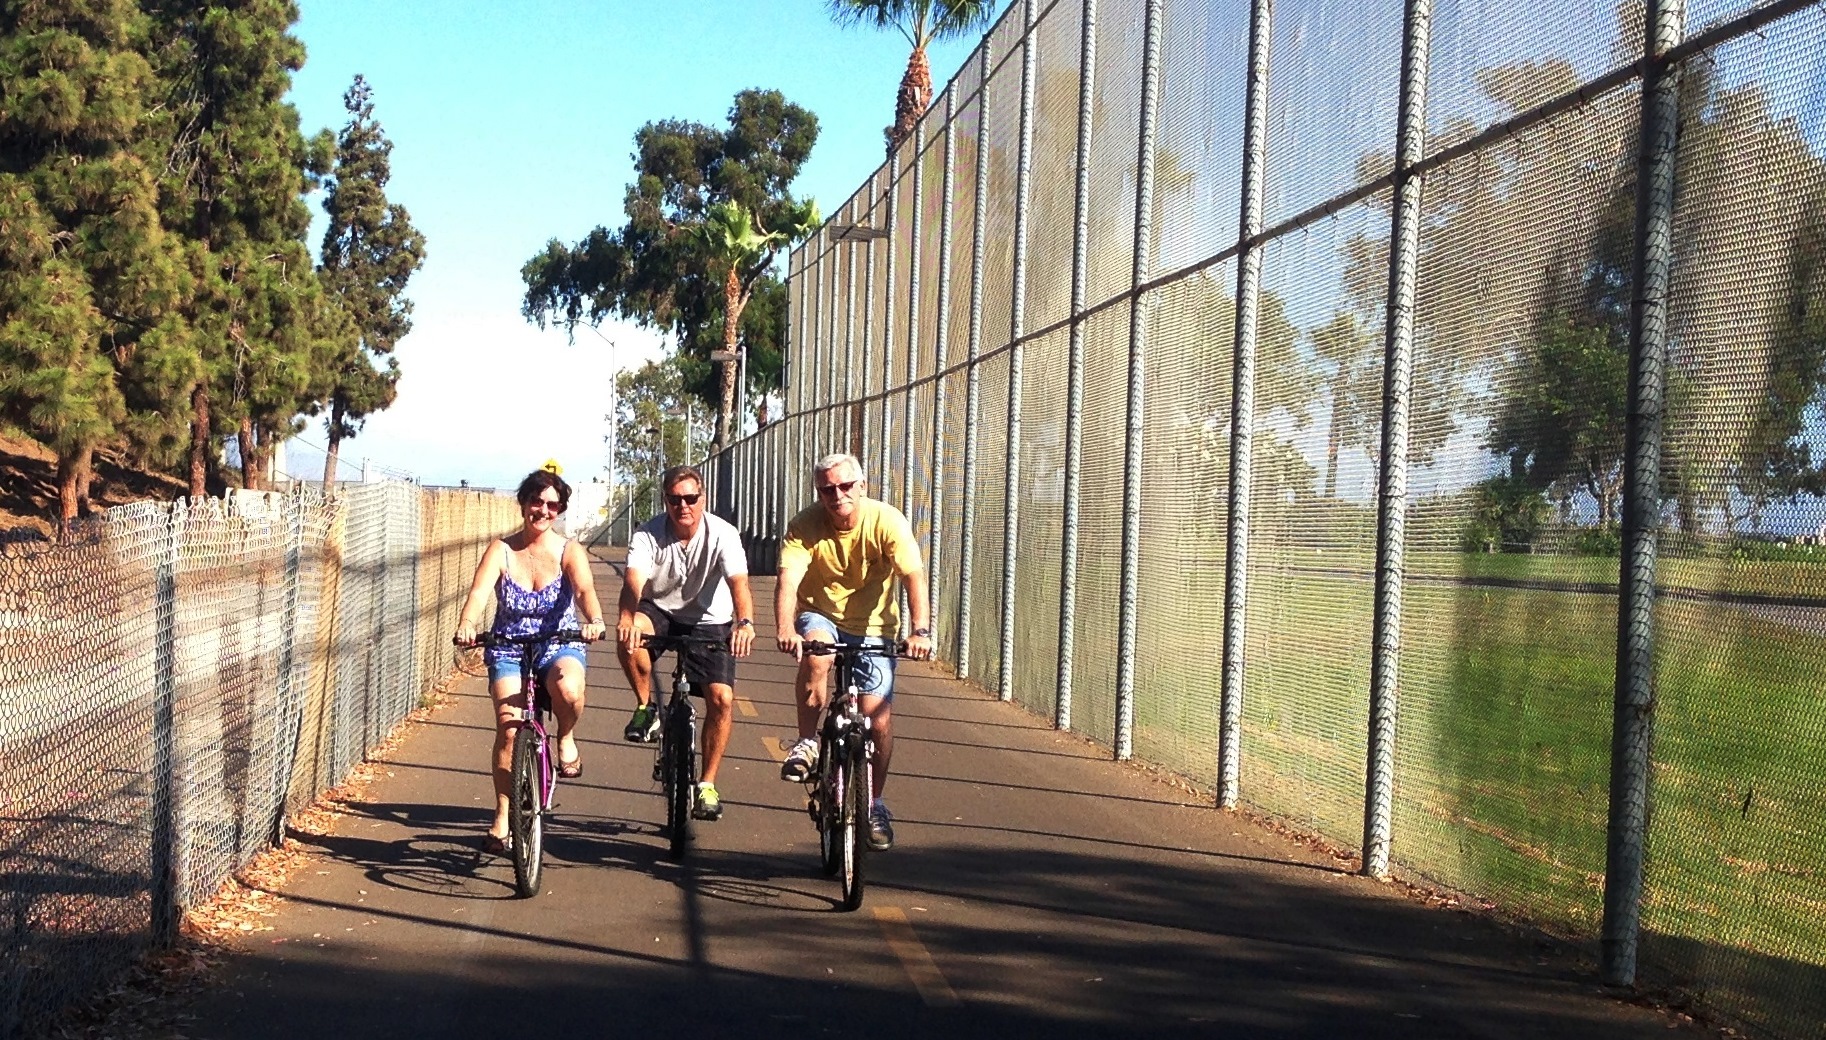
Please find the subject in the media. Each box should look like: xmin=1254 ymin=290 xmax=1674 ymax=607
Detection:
xmin=727 ymin=574 xmax=755 ymax=657
xmin=889 ymin=514 xmax=933 ymax=660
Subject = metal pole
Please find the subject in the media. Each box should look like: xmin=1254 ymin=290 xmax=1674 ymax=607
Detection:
xmin=903 ymin=131 xmax=925 ymax=518
xmin=881 ymin=157 xmax=901 ymax=478
xmin=999 ymin=0 xmax=1037 ymax=703
xmin=1221 ymin=0 xmax=1273 ymax=809
xmin=928 ymin=89 xmax=959 ymax=647
xmin=845 ymin=203 xmax=861 ymax=455
xmin=1364 ymin=0 xmax=1433 ymax=878
xmin=1604 ymin=0 xmax=1683 ymax=988
xmin=1114 ymin=0 xmax=1164 ymax=761
xmin=957 ymin=39 xmax=993 ymax=681
xmin=1057 ymin=0 xmax=1098 ymax=732
xmin=861 ymin=180 xmax=879 ymax=465
xmin=151 ymin=500 xmax=183 ymax=945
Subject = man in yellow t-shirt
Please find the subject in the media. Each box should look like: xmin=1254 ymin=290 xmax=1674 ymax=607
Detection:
xmin=775 ymin=452 xmax=933 ymax=850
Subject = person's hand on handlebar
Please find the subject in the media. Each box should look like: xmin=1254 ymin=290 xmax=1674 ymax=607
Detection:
xmin=729 ymin=619 xmax=755 ymax=658
xmin=776 ymin=623 xmax=803 ymax=660
xmin=580 ymin=621 xmax=606 ymax=642
xmin=616 ymin=610 xmax=638 ymax=649
xmin=453 ymin=623 xmax=479 ymax=647
xmin=904 ymin=631 xmax=934 ymax=661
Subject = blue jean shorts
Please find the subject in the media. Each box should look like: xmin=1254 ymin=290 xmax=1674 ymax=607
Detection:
xmin=796 ymin=611 xmax=895 ymax=702
xmin=488 ymin=644 xmax=588 ymax=686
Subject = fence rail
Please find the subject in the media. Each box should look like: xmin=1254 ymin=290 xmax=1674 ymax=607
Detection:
xmin=0 ymin=483 xmax=518 ymax=1038
xmin=706 ymin=0 xmax=1826 ymax=1035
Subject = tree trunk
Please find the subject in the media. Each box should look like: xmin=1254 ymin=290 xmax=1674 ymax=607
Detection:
xmin=716 ymin=265 xmax=743 ymax=452
xmin=189 ymin=383 xmax=211 ymax=499
xmin=887 ymin=43 xmax=933 ymax=155
xmin=324 ymin=399 xmax=345 ymax=489
xmin=55 ymin=444 xmax=94 ymax=532
xmin=757 ymin=396 xmax=771 ymax=427
xmin=1324 ymin=394 xmax=1342 ymax=499
xmin=238 ymin=416 xmax=259 ymax=491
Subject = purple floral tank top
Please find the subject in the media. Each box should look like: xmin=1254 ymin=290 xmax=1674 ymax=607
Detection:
xmin=487 ymin=540 xmax=582 ymax=670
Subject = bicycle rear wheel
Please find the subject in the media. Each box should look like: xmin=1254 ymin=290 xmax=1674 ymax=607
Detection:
xmin=838 ymin=740 xmax=869 ymax=911
xmin=665 ymin=713 xmax=695 ymax=860
xmin=509 ymin=726 xmax=545 ymax=897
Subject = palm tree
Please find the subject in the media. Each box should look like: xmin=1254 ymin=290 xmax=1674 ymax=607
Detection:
xmin=827 ymin=0 xmax=1002 ymax=155
xmin=697 ymin=198 xmax=821 ymax=448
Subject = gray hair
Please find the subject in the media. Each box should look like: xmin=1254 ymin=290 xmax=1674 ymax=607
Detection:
xmin=812 ymin=453 xmax=863 ymax=482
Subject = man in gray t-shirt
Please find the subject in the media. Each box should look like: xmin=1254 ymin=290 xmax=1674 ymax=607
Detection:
xmin=616 ymin=465 xmax=753 ymax=822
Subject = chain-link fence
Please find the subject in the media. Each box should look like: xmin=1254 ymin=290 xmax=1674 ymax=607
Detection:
xmin=0 ymin=483 xmax=517 ymax=1038
xmin=705 ymin=0 xmax=1826 ymax=1035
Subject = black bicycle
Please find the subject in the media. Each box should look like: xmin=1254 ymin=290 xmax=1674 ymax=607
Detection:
xmin=473 ymin=629 xmax=582 ymax=897
xmin=799 ymin=640 xmax=902 ymax=911
xmin=640 ymin=633 xmax=728 ymax=860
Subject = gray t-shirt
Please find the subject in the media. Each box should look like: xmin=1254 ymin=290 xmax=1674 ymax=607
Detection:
xmin=626 ymin=512 xmax=749 ymax=624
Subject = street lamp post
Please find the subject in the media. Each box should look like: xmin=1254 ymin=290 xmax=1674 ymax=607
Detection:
xmin=646 ymin=425 xmax=663 ymax=517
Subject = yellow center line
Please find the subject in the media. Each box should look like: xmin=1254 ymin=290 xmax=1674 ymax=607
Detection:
xmin=761 ymin=736 xmax=788 ymax=762
xmin=737 ymin=697 xmax=758 ymax=718
xmin=873 ymin=906 xmax=959 ymax=1007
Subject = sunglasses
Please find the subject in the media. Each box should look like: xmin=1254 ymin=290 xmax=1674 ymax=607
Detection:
xmin=816 ymin=479 xmax=860 ymax=498
xmin=665 ymin=493 xmax=701 ymax=506
xmin=526 ymin=497 xmax=563 ymax=513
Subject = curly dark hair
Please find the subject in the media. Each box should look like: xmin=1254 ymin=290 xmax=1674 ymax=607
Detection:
xmin=516 ymin=469 xmax=571 ymax=513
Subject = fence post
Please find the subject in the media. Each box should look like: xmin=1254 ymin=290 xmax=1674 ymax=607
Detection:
xmin=902 ymin=138 xmax=924 ymax=518
xmin=151 ymin=499 xmax=184 ymax=946
xmin=929 ymin=88 xmax=959 ymax=631
xmin=1221 ymin=0 xmax=1273 ymax=809
xmin=860 ymin=184 xmax=878 ymax=465
xmin=272 ymin=499 xmax=304 ymax=844
xmin=880 ymin=158 xmax=901 ymax=474
xmin=1364 ymin=0 xmax=1434 ymax=878
xmin=1603 ymin=0 xmax=1684 ymax=989
xmin=999 ymin=0 xmax=1038 ymax=702
xmin=957 ymin=39 xmax=994 ymax=680
xmin=1057 ymin=0 xmax=1098 ymax=732
xmin=1114 ymin=0 xmax=1164 ymax=760
xmin=846 ymin=201 xmax=861 ymax=461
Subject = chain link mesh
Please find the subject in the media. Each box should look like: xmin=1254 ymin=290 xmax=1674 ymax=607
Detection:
xmin=2 ymin=486 xmax=516 ymax=1035
xmin=722 ymin=1 xmax=1826 ymax=1034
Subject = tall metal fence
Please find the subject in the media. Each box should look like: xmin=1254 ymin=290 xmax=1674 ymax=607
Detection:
xmin=705 ymin=0 xmax=1826 ymax=1035
xmin=0 ymin=483 xmax=518 ymax=1038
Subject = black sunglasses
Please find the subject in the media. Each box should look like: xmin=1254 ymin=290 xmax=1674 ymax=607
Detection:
xmin=816 ymin=479 xmax=859 ymax=497
xmin=665 ymin=493 xmax=701 ymax=506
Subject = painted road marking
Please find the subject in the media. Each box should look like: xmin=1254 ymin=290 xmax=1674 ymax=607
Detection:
xmin=873 ymin=906 xmax=959 ymax=1007
xmin=762 ymin=736 xmax=788 ymax=761
xmin=737 ymin=697 xmax=758 ymax=718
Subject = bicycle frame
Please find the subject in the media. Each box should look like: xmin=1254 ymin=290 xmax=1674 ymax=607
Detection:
xmin=801 ymin=640 xmax=900 ymax=911
xmin=639 ymin=632 xmax=727 ymax=858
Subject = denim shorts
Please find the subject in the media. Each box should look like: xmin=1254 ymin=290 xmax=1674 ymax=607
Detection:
xmin=488 ymin=644 xmax=588 ymax=686
xmin=795 ymin=611 xmax=895 ymax=702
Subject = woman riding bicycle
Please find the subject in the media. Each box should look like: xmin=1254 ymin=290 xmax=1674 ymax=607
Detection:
xmin=454 ymin=468 xmax=606 ymax=854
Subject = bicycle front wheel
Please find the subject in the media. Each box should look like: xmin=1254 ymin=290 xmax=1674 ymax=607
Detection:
xmin=817 ymin=734 xmax=841 ymax=877
xmin=838 ymin=740 xmax=869 ymax=911
xmin=509 ymin=726 xmax=545 ymax=897
xmin=665 ymin=717 xmax=695 ymax=860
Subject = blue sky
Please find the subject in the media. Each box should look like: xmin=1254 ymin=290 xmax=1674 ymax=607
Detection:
xmin=284 ymin=0 xmax=987 ymax=488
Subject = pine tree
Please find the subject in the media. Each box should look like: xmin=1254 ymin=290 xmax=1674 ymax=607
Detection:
xmin=316 ymin=74 xmax=424 ymax=486
xmin=0 ymin=0 xmax=188 ymax=524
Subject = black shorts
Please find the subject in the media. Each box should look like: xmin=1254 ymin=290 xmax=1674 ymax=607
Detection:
xmin=638 ymin=602 xmax=736 ymax=689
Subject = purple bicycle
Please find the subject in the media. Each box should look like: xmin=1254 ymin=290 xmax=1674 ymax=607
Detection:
xmin=477 ymin=628 xmax=582 ymax=896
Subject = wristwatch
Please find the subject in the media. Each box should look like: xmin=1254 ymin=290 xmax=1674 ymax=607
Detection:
xmin=911 ymin=626 xmax=932 ymax=638
xmin=736 ymin=618 xmax=754 ymax=629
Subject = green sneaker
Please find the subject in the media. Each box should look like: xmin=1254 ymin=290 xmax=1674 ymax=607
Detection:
xmin=624 ymin=704 xmax=659 ymax=743
xmin=693 ymin=781 xmax=724 ymax=821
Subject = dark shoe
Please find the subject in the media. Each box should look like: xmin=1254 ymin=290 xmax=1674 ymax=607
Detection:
xmin=624 ymin=705 xmax=660 ymax=743
xmin=558 ymin=756 xmax=583 ymax=779
xmin=868 ymin=802 xmax=894 ymax=850
xmin=483 ymin=833 xmax=512 ymax=855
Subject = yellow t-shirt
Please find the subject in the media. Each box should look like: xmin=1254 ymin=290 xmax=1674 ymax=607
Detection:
xmin=779 ymin=498 xmax=923 ymax=637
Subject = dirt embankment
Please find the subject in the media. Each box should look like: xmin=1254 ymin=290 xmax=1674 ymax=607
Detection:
xmin=0 ymin=431 xmax=188 ymax=542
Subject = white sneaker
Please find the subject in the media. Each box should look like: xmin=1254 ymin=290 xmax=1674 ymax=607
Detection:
xmin=780 ymin=737 xmax=819 ymax=781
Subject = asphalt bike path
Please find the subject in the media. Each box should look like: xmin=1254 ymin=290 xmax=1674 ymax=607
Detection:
xmin=188 ymin=546 xmax=1704 ymax=1039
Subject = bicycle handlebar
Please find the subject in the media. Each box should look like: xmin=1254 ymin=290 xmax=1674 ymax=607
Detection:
xmin=471 ymin=629 xmax=586 ymax=649
xmin=799 ymin=640 xmax=907 ymax=658
xmin=639 ymin=633 xmax=730 ymax=652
